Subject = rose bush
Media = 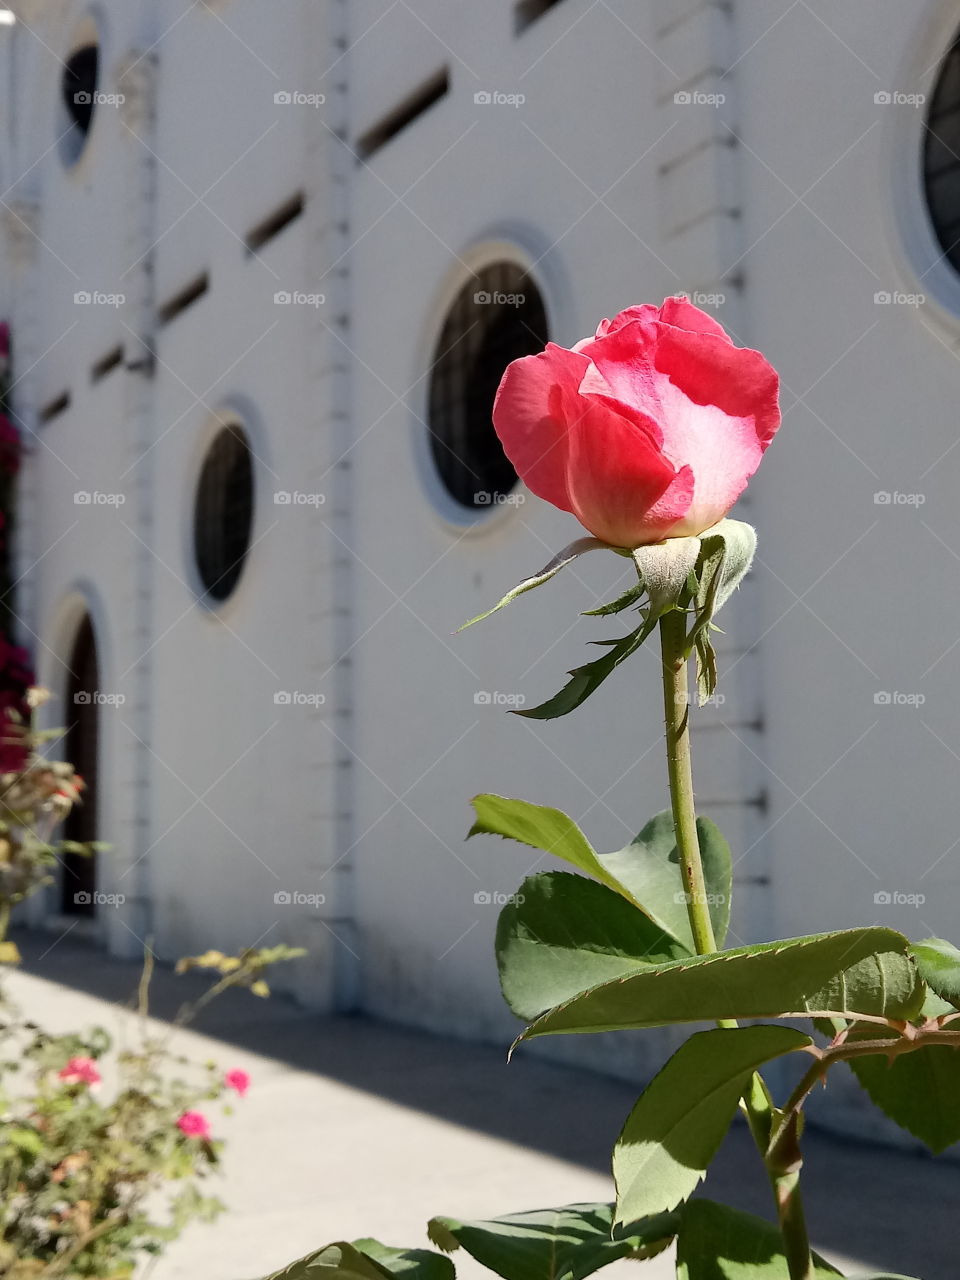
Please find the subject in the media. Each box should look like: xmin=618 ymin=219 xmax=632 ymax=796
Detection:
xmin=262 ymin=299 xmax=957 ymax=1280
xmin=492 ymin=297 xmax=780 ymax=548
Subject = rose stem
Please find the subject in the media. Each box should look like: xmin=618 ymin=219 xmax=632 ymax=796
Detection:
xmin=659 ymin=608 xmax=816 ymax=1280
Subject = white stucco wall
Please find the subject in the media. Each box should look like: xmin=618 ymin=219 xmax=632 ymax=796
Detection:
xmin=4 ymin=0 xmax=960 ymax=1121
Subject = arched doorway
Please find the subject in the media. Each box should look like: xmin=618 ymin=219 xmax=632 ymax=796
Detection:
xmin=60 ymin=614 xmax=99 ymax=915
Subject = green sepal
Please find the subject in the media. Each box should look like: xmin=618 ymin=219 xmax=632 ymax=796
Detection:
xmin=514 ymin=615 xmax=656 ymax=720
xmin=457 ymin=537 xmax=607 ymax=631
xmin=581 ymin=582 xmax=645 ymax=616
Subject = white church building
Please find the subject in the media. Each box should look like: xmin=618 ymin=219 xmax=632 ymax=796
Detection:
xmin=3 ymin=0 xmax=960 ymax=1115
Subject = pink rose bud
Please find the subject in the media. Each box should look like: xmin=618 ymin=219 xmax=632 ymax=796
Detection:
xmin=176 ymin=1110 xmax=212 ymax=1140
xmin=224 ymin=1068 xmax=250 ymax=1097
xmin=492 ymin=297 xmax=781 ymax=548
xmin=58 ymin=1056 xmax=101 ymax=1087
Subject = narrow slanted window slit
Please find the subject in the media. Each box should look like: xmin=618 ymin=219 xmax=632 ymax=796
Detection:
xmin=515 ymin=0 xmax=565 ymax=34
xmin=39 ymin=391 xmax=71 ymax=423
xmin=157 ymin=272 xmax=210 ymax=326
xmin=356 ymin=68 xmax=449 ymax=159
xmin=91 ymin=344 xmax=124 ymax=383
xmin=245 ymin=191 xmax=305 ymax=254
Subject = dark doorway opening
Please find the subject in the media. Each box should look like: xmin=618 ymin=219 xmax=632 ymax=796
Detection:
xmin=60 ymin=615 xmax=99 ymax=915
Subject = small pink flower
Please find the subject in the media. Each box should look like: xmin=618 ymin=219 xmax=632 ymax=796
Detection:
xmin=58 ymin=1056 xmax=101 ymax=1087
xmin=224 ymin=1068 xmax=250 ymax=1098
xmin=177 ymin=1111 xmax=212 ymax=1140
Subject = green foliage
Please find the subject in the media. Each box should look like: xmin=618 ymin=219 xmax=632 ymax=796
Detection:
xmin=496 ymin=872 xmax=688 ymax=1020
xmin=909 ymin=937 xmax=960 ymax=1008
xmin=514 ymin=929 xmax=922 ymax=1043
xmin=848 ymin=1036 xmax=960 ymax=1152
xmin=470 ymin=798 xmax=731 ymax=951
xmin=600 ymin=811 xmax=731 ymax=951
xmin=0 ymin=945 xmax=294 ymax=1277
xmin=427 ymin=1204 xmax=676 ymax=1280
xmin=675 ymin=1200 xmax=843 ymax=1278
xmin=175 ymin=945 xmax=306 ymax=999
xmin=0 ymin=752 xmax=94 ymax=927
xmin=613 ymin=1027 xmax=811 ymax=1223
xmin=260 ymin=1241 xmax=454 ymax=1280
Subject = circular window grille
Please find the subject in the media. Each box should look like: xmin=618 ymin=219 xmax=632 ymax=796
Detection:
xmin=193 ymin=425 xmax=255 ymax=602
xmin=924 ymin=39 xmax=960 ymax=272
xmin=428 ymin=262 xmax=549 ymax=510
xmin=62 ymin=44 xmax=99 ymax=139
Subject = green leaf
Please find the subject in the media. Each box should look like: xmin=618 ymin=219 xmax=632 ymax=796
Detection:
xmin=469 ymin=798 xmax=731 ymax=949
xmin=910 ymin=936 xmax=960 ymax=1009
xmin=458 ymin=538 xmax=607 ymax=631
xmin=515 ymin=929 xmax=923 ymax=1043
xmin=259 ymin=1242 xmax=454 ymax=1280
xmin=515 ymin=616 xmax=655 ymax=720
xmin=427 ymin=1203 xmax=677 ymax=1280
xmin=469 ymin=795 xmax=640 ymax=905
xmin=496 ymin=872 xmax=690 ymax=1021
xmin=631 ymin=536 xmax=702 ymax=617
xmin=600 ymin=811 xmax=731 ymax=951
xmin=676 ymin=1200 xmax=842 ymax=1278
xmin=847 ymin=1032 xmax=960 ymax=1153
xmin=613 ymin=1026 xmax=812 ymax=1224
xmin=353 ymin=1242 xmax=454 ymax=1280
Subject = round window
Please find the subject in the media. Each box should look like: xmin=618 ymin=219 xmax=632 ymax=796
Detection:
xmin=193 ymin=425 xmax=255 ymax=602
xmin=428 ymin=262 xmax=548 ymax=511
xmin=924 ymin=37 xmax=960 ymax=272
xmin=61 ymin=42 xmax=99 ymax=161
